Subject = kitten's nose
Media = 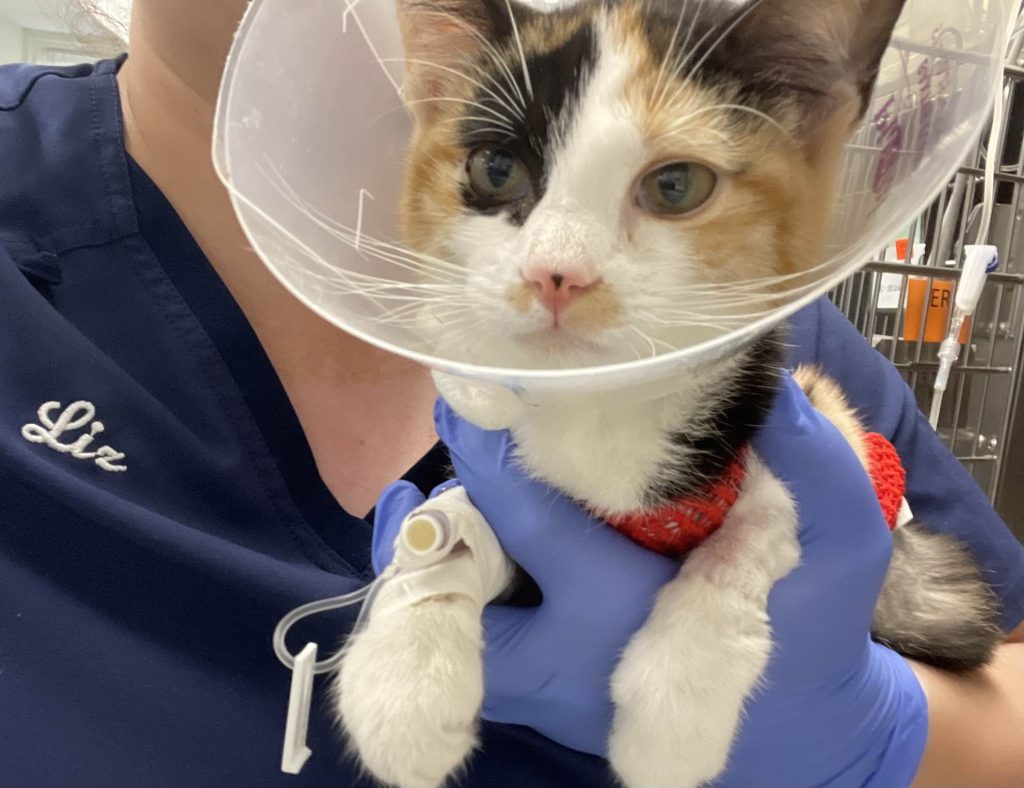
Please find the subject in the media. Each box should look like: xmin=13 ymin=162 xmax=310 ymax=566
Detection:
xmin=523 ymin=267 xmax=598 ymax=316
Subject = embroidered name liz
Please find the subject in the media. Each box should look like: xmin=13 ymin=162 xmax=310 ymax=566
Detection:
xmin=21 ymin=401 xmax=127 ymax=472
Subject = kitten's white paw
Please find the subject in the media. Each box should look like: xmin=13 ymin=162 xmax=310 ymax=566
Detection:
xmin=335 ymin=592 xmax=484 ymax=788
xmin=608 ymin=586 xmax=771 ymax=787
xmin=609 ymin=457 xmax=801 ymax=788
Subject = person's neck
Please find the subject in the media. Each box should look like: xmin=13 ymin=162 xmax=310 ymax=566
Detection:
xmin=117 ymin=11 xmax=439 ymax=517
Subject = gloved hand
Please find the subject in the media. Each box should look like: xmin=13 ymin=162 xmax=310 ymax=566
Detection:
xmin=714 ymin=374 xmax=928 ymax=787
xmin=372 ymin=403 xmax=679 ymax=756
xmin=374 ymin=375 xmax=929 ymax=784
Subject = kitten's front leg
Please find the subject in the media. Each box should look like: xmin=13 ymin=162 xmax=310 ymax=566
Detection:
xmin=608 ymin=455 xmax=801 ymax=788
xmin=335 ymin=488 xmax=513 ymax=788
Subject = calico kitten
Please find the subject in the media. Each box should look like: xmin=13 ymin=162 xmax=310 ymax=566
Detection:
xmin=336 ymin=1 xmax=1002 ymax=785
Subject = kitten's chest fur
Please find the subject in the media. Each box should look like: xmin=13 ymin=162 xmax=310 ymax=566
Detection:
xmin=509 ymin=333 xmax=784 ymax=516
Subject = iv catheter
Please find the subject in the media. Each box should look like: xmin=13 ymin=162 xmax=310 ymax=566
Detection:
xmin=272 ymin=487 xmax=515 ymax=775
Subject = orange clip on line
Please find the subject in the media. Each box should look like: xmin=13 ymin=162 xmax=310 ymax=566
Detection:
xmin=896 ymin=239 xmax=971 ymax=343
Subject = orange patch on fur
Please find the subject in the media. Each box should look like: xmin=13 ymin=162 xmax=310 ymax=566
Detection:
xmin=400 ymin=123 xmax=467 ymax=256
xmin=604 ymin=0 xmax=859 ymax=287
xmin=505 ymin=282 xmax=534 ymax=314
xmin=399 ymin=0 xmax=861 ymax=302
xmin=567 ymin=283 xmax=623 ymax=330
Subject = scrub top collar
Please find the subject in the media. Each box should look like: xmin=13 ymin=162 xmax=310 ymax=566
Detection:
xmin=0 ymin=57 xmax=136 ymax=262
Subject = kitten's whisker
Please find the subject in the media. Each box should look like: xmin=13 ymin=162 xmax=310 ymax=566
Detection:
xmin=382 ymin=58 xmax=523 ymax=122
xmin=653 ymin=99 xmax=789 ymax=145
xmin=622 ymin=330 xmax=647 ymax=362
xmin=404 ymin=96 xmax=515 ymax=128
xmin=652 ymin=0 xmax=707 ymax=116
xmin=343 ymin=286 xmax=466 ymax=300
xmin=372 ymin=303 xmax=477 ymax=327
xmin=651 ymin=0 xmax=713 ymax=116
xmin=342 ymin=232 xmax=467 ymax=274
xmin=627 ymin=325 xmax=661 ymax=359
xmin=646 ymin=248 xmax=848 ymax=294
xmin=502 ymin=0 xmax=533 ymax=100
xmin=431 ymin=319 xmax=492 ymax=356
xmin=428 ymin=315 xmax=484 ymax=337
xmin=372 ymin=301 xmax=427 ymax=322
xmin=643 ymin=303 xmax=763 ymax=318
xmin=643 ymin=282 xmax=794 ymax=299
xmin=650 ymin=308 xmax=782 ymax=323
xmin=274 ymin=253 xmax=462 ymax=292
xmin=350 ymin=244 xmax=467 ymax=282
xmin=274 ymin=209 xmax=466 ymax=283
xmin=679 ymin=0 xmax=708 ymax=73
xmin=644 ymin=316 xmax=740 ymax=333
xmin=652 ymin=0 xmax=691 ymax=110
xmin=376 ymin=300 xmax=479 ymax=323
xmin=651 ymin=115 xmax=733 ymax=145
xmin=476 ymin=65 xmax=526 ymax=118
xmin=284 ymin=273 xmax=465 ymax=301
xmin=461 ymin=126 xmax=519 ymax=141
xmin=462 ymin=58 xmax=530 ymax=121
xmin=684 ymin=0 xmax=768 ymax=85
xmin=262 ymin=162 xmax=468 ymax=281
xmin=449 ymin=115 xmax=516 ymax=132
xmin=652 ymin=302 xmax=799 ymax=321
xmin=693 ymin=103 xmax=791 ymax=140
xmin=647 ymin=294 xmax=798 ymax=312
xmin=418 ymin=9 xmax=527 ymax=109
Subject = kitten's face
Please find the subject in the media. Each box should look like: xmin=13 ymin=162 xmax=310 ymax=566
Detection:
xmin=397 ymin=0 xmax=904 ymax=368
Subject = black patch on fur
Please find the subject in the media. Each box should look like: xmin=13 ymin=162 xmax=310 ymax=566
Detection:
xmin=644 ymin=328 xmax=785 ymax=508
xmin=634 ymin=0 xmax=906 ymax=129
xmin=459 ymin=17 xmax=598 ymax=226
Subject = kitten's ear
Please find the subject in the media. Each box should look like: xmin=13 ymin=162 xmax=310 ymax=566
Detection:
xmin=724 ymin=0 xmax=907 ymax=127
xmin=395 ymin=0 xmax=511 ymax=117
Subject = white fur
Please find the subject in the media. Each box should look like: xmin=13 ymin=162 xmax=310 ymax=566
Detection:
xmin=439 ymin=16 xmax=731 ymax=372
xmin=338 ymin=13 xmax=805 ymax=787
xmin=336 ymin=488 xmax=515 ymax=787
xmin=608 ymin=454 xmax=801 ymax=787
xmin=509 ymin=354 xmax=748 ymax=513
xmin=338 ymin=449 xmax=801 ymax=788
xmin=336 ymin=589 xmax=484 ymax=788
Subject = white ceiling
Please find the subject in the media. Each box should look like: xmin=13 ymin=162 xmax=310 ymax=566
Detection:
xmin=0 ymin=0 xmax=69 ymax=33
xmin=0 ymin=0 xmax=130 ymax=38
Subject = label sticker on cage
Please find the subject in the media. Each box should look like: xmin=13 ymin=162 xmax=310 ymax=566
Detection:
xmin=876 ymin=273 xmax=905 ymax=310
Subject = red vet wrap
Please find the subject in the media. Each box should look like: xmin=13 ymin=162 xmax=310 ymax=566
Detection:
xmin=606 ymin=451 xmax=748 ymax=557
xmin=606 ymin=435 xmax=905 ymax=557
xmin=863 ymin=432 xmax=906 ymax=531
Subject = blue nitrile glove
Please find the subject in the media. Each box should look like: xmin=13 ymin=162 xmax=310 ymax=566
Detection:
xmin=713 ymin=374 xmax=929 ymax=788
xmin=374 ymin=375 xmax=929 ymax=782
xmin=372 ymin=405 xmax=679 ymax=756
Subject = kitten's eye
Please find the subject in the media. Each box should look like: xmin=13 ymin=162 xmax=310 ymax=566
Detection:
xmin=637 ymin=162 xmax=718 ymax=216
xmin=467 ymin=147 xmax=530 ymax=204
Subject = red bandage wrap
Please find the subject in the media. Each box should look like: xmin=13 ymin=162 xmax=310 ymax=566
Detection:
xmin=606 ymin=434 xmax=905 ymax=557
xmin=606 ymin=451 xmax=748 ymax=557
xmin=864 ymin=432 xmax=906 ymax=531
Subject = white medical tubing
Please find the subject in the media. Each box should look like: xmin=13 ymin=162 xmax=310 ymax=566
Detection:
xmin=272 ymin=487 xmax=514 ymax=775
xmin=929 ymin=245 xmax=999 ymax=429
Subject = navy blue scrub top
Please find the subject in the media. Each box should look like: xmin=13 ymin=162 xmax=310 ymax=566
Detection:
xmin=2 ymin=59 xmax=1023 ymax=786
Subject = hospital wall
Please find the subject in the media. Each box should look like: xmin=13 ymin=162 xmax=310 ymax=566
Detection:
xmin=0 ymin=14 xmax=22 ymax=63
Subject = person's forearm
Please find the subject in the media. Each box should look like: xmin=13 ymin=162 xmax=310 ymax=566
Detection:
xmin=910 ymin=643 xmax=1024 ymax=788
